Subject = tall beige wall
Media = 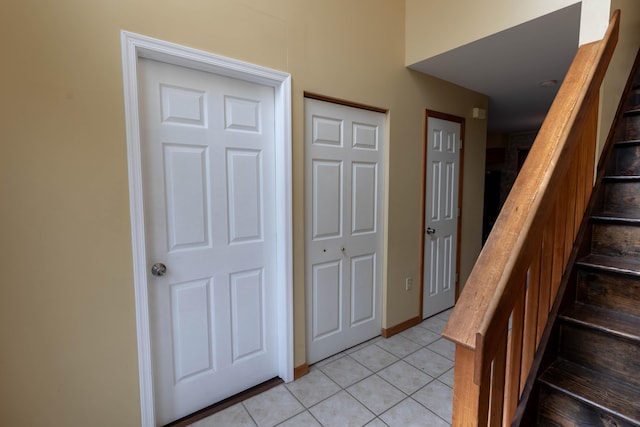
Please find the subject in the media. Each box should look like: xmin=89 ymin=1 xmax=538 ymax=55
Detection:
xmin=599 ymin=1 xmax=640 ymax=154
xmin=406 ymin=0 xmax=640 ymax=164
xmin=0 ymin=1 xmax=487 ymax=425
xmin=406 ymin=0 xmax=579 ymax=66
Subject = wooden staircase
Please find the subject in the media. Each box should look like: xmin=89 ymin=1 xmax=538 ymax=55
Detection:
xmin=530 ymin=54 xmax=640 ymax=427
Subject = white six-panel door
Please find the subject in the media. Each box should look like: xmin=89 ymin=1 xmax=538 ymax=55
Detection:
xmin=422 ymin=116 xmax=461 ymax=319
xmin=305 ymin=98 xmax=385 ymax=364
xmin=138 ymin=58 xmax=278 ymax=425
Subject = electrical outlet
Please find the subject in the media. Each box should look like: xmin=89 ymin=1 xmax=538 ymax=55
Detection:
xmin=405 ymin=277 xmax=413 ymax=291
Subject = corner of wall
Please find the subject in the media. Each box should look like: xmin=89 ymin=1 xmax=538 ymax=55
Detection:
xmin=579 ymin=0 xmax=612 ymax=45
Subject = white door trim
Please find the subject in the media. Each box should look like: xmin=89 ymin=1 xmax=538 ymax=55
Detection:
xmin=120 ymin=31 xmax=293 ymax=427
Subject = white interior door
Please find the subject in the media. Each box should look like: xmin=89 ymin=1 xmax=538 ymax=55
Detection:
xmin=422 ymin=116 xmax=461 ymax=319
xmin=138 ymin=58 xmax=278 ymax=425
xmin=305 ymin=98 xmax=385 ymax=364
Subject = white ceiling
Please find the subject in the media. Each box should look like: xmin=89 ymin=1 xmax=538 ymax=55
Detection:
xmin=408 ymin=3 xmax=582 ymax=133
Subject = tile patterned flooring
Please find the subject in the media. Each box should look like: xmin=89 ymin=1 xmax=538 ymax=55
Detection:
xmin=189 ymin=309 xmax=454 ymax=427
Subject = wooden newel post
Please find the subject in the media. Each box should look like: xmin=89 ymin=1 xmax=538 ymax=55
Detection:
xmin=452 ymin=345 xmax=490 ymax=427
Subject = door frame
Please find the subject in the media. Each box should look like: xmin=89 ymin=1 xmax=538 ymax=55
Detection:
xmin=120 ymin=31 xmax=293 ymax=427
xmin=419 ymin=110 xmax=465 ymax=318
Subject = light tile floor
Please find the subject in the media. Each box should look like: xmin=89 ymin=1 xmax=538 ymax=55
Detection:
xmin=190 ymin=309 xmax=454 ymax=427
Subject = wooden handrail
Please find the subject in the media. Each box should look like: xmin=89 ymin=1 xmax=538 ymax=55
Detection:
xmin=442 ymin=10 xmax=620 ymax=426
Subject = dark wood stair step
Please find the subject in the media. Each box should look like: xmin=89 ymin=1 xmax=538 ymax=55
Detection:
xmin=592 ymin=215 xmax=640 ymax=225
xmin=560 ymin=303 xmax=640 ymax=344
xmin=598 ymin=177 xmax=640 ymax=215
xmin=614 ymin=139 xmax=640 ymax=146
xmin=558 ymin=308 xmax=640 ymax=389
xmin=577 ymin=254 xmax=640 ymax=276
xmin=591 ymin=222 xmax=640 ymax=257
xmin=608 ymin=145 xmax=640 ymax=175
xmin=539 ymin=360 xmax=640 ymax=426
xmin=624 ymin=110 xmax=640 ymax=140
xmin=603 ymin=175 xmax=640 ymax=181
xmin=631 ymin=87 xmax=640 ymax=107
xmin=577 ymin=268 xmax=640 ymax=317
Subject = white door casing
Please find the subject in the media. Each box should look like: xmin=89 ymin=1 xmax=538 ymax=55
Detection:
xmin=422 ymin=115 xmax=462 ymax=319
xmin=121 ymin=32 xmax=292 ymax=427
xmin=305 ymin=98 xmax=385 ymax=364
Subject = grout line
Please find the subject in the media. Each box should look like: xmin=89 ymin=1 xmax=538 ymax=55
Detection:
xmin=195 ymin=321 xmax=455 ymax=426
xmin=239 ymin=401 xmax=259 ymax=427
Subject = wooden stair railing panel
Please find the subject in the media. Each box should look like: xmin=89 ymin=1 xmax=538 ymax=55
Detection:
xmin=442 ymin=10 xmax=620 ymax=427
xmin=537 ymin=222 xmax=554 ymax=343
xmin=551 ymin=191 xmax=567 ymax=301
xmin=489 ymin=333 xmax=508 ymax=426
xmin=452 ymin=345 xmax=489 ymax=426
xmin=502 ymin=285 xmax=525 ymax=426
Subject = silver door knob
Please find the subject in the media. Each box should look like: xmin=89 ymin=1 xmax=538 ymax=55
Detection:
xmin=426 ymin=227 xmax=436 ymax=235
xmin=151 ymin=263 xmax=167 ymax=277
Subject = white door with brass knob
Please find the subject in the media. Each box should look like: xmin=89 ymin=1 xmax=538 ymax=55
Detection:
xmin=422 ymin=115 xmax=462 ymax=319
xmin=304 ymin=98 xmax=385 ymax=364
xmin=139 ymin=57 xmax=278 ymax=425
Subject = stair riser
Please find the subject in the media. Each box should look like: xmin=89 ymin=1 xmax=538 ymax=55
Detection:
xmin=626 ymin=115 xmax=640 ymax=140
xmin=609 ymin=144 xmax=640 ymax=175
xmin=577 ymin=270 xmax=640 ymax=317
xmin=591 ymin=223 xmax=640 ymax=257
xmin=538 ymin=385 xmax=637 ymax=427
xmin=630 ymin=88 xmax=640 ymax=109
xmin=560 ymin=322 xmax=640 ymax=389
xmin=601 ymin=180 xmax=640 ymax=213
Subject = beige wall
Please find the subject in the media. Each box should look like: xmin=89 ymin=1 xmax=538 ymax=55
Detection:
xmin=405 ymin=0 xmax=579 ymax=66
xmin=0 ymin=1 xmax=488 ymax=425
xmin=405 ymin=0 xmax=640 ymax=166
xmin=598 ymin=1 xmax=640 ymax=155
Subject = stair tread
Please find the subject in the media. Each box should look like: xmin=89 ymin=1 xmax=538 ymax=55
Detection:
xmin=614 ymin=139 xmax=640 ymax=146
xmin=560 ymin=303 xmax=640 ymax=343
xmin=540 ymin=359 xmax=640 ymax=425
xmin=603 ymin=175 xmax=640 ymax=181
xmin=578 ymin=254 xmax=640 ymax=276
xmin=592 ymin=215 xmax=640 ymax=224
xmin=625 ymin=108 xmax=640 ymax=116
